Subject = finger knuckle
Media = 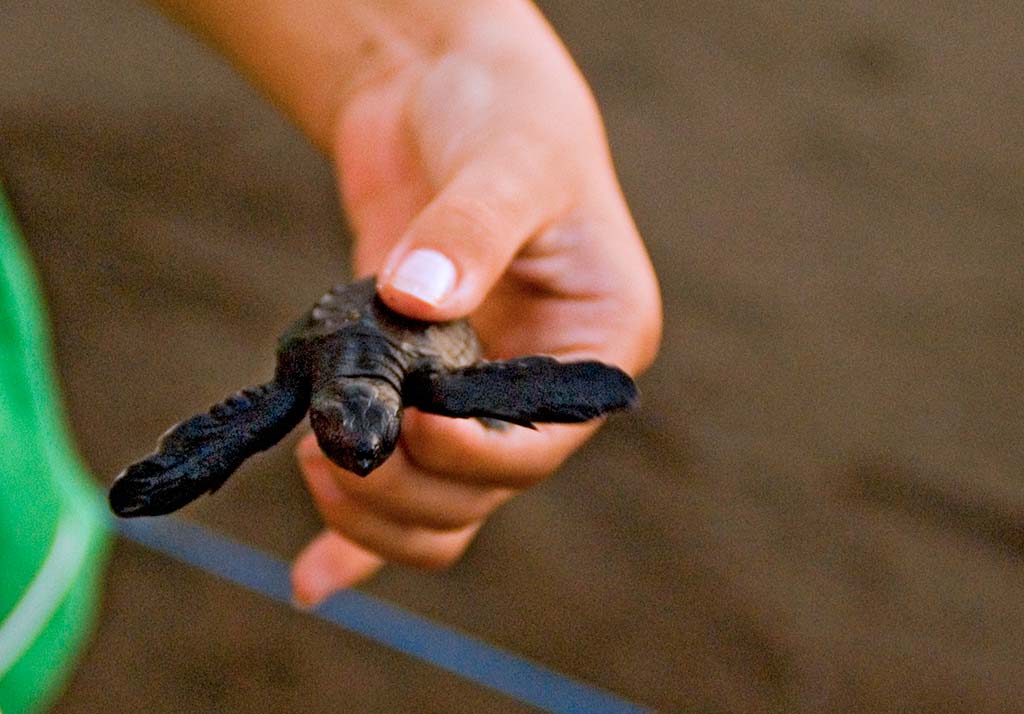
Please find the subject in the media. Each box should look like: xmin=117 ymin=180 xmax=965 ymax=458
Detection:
xmin=311 ymin=489 xmax=346 ymax=518
xmin=438 ymin=194 xmax=506 ymax=245
xmin=418 ymin=509 xmax=478 ymax=531
xmin=614 ymin=286 xmax=663 ymax=374
xmin=338 ymin=478 xmax=386 ymax=507
xmin=399 ymin=437 xmax=448 ymax=474
xmin=502 ymin=457 xmax=558 ymax=488
xmin=322 ymin=508 xmax=466 ymax=572
xmin=322 ymin=512 xmax=364 ymax=545
xmin=411 ymin=542 xmax=465 ymax=571
xmin=305 ymin=473 xmax=347 ymax=515
xmin=634 ymin=313 xmax=663 ymax=373
xmin=363 ymin=494 xmax=477 ymax=532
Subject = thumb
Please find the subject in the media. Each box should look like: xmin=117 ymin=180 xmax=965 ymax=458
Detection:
xmin=291 ymin=530 xmax=383 ymax=608
xmin=376 ymin=138 xmax=568 ymax=321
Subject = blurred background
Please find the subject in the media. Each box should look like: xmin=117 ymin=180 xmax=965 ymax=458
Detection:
xmin=2 ymin=0 xmax=1023 ymax=711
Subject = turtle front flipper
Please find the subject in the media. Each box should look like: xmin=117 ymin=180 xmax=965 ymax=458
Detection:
xmin=402 ymin=356 xmax=638 ymax=428
xmin=109 ymin=379 xmax=309 ymax=517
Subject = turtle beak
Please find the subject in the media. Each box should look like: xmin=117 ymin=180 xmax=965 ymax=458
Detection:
xmin=312 ymin=424 xmax=393 ymax=477
xmin=351 ymin=455 xmax=378 ymax=477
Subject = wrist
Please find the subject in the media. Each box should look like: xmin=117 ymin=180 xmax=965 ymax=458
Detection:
xmin=154 ymin=0 xmax=543 ymax=152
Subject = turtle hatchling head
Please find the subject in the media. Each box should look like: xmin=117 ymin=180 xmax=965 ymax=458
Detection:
xmin=309 ymin=379 xmax=401 ymax=477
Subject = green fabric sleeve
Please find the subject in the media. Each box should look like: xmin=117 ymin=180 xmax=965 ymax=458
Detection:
xmin=0 ymin=187 xmax=110 ymax=714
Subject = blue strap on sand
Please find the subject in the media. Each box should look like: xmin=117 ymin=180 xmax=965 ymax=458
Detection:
xmin=116 ymin=517 xmax=649 ymax=713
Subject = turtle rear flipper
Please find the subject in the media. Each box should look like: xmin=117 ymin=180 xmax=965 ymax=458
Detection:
xmin=402 ymin=356 xmax=638 ymax=427
xmin=109 ymin=380 xmax=309 ymax=517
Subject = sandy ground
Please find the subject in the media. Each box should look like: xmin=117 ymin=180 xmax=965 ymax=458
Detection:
xmin=2 ymin=1 xmax=1023 ymax=712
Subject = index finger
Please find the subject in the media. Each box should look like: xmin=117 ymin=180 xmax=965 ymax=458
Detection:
xmin=398 ymin=409 xmax=600 ymax=487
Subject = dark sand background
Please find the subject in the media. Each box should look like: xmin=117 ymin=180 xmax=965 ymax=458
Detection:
xmin=2 ymin=1 xmax=1023 ymax=712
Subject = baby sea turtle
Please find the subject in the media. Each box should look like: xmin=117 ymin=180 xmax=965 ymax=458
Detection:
xmin=109 ymin=277 xmax=637 ymax=517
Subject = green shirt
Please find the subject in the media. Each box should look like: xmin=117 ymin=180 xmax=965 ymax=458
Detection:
xmin=0 ymin=188 xmax=109 ymax=714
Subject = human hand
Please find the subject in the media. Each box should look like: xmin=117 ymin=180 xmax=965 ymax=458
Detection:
xmin=288 ymin=1 xmax=661 ymax=606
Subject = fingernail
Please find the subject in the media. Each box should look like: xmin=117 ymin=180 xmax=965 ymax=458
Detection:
xmin=387 ymin=249 xmax=456 ymax=306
